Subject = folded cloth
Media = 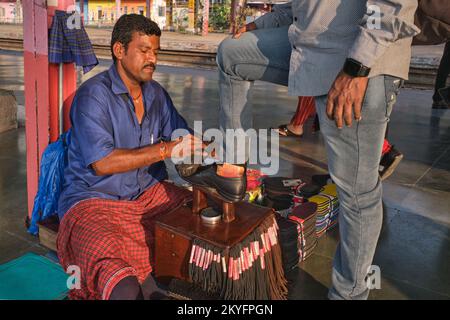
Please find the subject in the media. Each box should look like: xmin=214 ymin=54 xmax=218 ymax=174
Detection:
xmin=56 ymin=181 xmax=191 ymax=300
xmin=49 ymin=10 xmax=98 ymax=73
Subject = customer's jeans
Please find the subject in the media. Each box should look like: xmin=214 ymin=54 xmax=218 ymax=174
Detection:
xmin=217 ymin=26 xmax=291 ymax=164
xmin=316 ymin=76 xmax=402 ymax=300
xmin=217 ymin=26 xmax=402 ymax=299
xmin=433 ymin=41 xmax=450 ymax=102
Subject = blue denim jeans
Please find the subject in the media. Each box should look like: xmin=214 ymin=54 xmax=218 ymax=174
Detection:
xmin=217 ymin=26 xmax=291 ymax=163
xmin=216 ymin=26 xmax=403 ymax=299
xmin=316 ymin=76 xmax=402 ymax=300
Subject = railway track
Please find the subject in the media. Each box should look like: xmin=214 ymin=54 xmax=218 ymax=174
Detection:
xmin=0 ymin=37 xmax=217 ymax=69
xmin=0 ymin=37 xmax=440 ymax=89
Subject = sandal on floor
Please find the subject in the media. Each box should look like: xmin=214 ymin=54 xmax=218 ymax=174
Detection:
xmin=273 ymin=124 xmax=303 ymax=137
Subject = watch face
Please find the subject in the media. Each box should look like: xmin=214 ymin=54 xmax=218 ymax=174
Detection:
xmin=350 ymin=63 xmax=360 ymax=76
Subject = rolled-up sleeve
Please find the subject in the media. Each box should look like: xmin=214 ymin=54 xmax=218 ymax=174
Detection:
xmin=253 ymin=2 xmax=293 ymax=29
xmin=348 ymin=0 xmax=420 ymax=68
xmin=70 ymin=93 xmax=114 ymax=168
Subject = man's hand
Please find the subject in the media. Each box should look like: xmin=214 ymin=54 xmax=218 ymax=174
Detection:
xmin=326 ymin=71 xmax=369 ymax=129
xmin=169 ymin=134 xmax=207 ymax=162
xmin=233 ymin=22 xmax=257 ymax=39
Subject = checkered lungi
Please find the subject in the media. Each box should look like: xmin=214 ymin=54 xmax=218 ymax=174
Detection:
xmin=48 ymin=10 xmax=98 ymax=73
xmin=56 ymin=182 xmax=192 ymax=300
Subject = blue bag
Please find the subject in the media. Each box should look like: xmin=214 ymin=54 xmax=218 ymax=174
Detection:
xmin=28 ymin=130 xmax=71 ymax=235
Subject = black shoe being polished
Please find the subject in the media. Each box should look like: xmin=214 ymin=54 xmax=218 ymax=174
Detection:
xmin=178 ymin=164 xmax=247 ymax=203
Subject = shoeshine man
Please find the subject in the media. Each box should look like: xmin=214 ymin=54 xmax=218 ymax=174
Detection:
xmin=215 ymin=0 xmax=419 ymax=299
xmin=57 ymin=14 xmax=205 ymax=300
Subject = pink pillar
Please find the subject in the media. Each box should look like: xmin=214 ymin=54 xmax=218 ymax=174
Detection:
xmin=24 ymin=0 xmax=50 ymax=219
xmin=23 ymin=0 xmax=76 ymax=218
xmin=202 ymin=0 xmax=209 ymax=36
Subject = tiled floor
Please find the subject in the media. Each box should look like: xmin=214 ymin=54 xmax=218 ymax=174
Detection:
xmin=0 ymin=51 xmax=449 ymax=299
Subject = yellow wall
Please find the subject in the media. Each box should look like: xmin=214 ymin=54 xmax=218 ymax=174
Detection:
xmin=122 ymin=0 xmax=148 ymax=15
xmin=87 ymin=1 xmax=151 ymax=22
xmin=87 ymin=0 xmax=118 ymax=21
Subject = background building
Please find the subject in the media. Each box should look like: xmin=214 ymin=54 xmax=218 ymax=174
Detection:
xmin=0 ymin=0 xmax=22 ymax=24
xmin=0 ymin=0 xmax=287 ymax=33
xmin=82 ymin=1 xmax=166 ymax=28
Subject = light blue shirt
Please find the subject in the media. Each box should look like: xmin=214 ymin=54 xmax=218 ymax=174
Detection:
xmin=254 ymin=0 xmax=420 ymax=96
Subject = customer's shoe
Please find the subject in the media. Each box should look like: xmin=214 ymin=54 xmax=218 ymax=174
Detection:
xmin=379 ymin=146 xmax=403 ymax=181
xmin=180 ymin=164 xmax=247 ymax=203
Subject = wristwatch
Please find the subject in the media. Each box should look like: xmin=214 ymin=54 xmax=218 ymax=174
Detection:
xmin=343 ymin=58 xmax=371 ymax=77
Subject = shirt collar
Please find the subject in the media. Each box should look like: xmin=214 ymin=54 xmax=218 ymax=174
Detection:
xmin=108 ymin=64 xmax=129 ymax=95
xmin=108 ymin=63 xmax=155 ymax=98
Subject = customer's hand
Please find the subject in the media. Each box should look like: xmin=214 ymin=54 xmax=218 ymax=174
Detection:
xmin=326 ymin=71 xmax=369 ymax=129
xmin=233 ymin=22 xmax=257 ymax=39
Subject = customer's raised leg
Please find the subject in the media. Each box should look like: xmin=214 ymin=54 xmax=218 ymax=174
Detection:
xmin=433 ymin=42 xmax=450 ymax=108
xmin=216 ymin=26 xmax=291 ymax=175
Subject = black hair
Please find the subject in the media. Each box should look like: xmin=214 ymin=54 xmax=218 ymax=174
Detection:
xmin=111 ymin=14 xmax=162 ymax=62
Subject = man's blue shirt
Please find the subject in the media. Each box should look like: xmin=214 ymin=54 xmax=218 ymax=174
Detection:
xmin=58 ymin=64 xmax=189 ymax=219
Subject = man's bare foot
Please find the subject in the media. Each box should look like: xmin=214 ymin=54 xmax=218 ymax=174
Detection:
xmin=216 ymin=163 xmax=245 ymax=178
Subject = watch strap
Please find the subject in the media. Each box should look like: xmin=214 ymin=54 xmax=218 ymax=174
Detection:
xmin=343 ymin=58 xmax=371 ymax=77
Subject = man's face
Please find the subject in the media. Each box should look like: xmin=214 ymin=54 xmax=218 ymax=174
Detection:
xmin=116 ymin=32 xmax=160 ymax=83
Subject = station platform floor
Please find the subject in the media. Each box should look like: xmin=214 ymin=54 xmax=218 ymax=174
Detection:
xmin=0 ymin=52 xmax=449 ymax=299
